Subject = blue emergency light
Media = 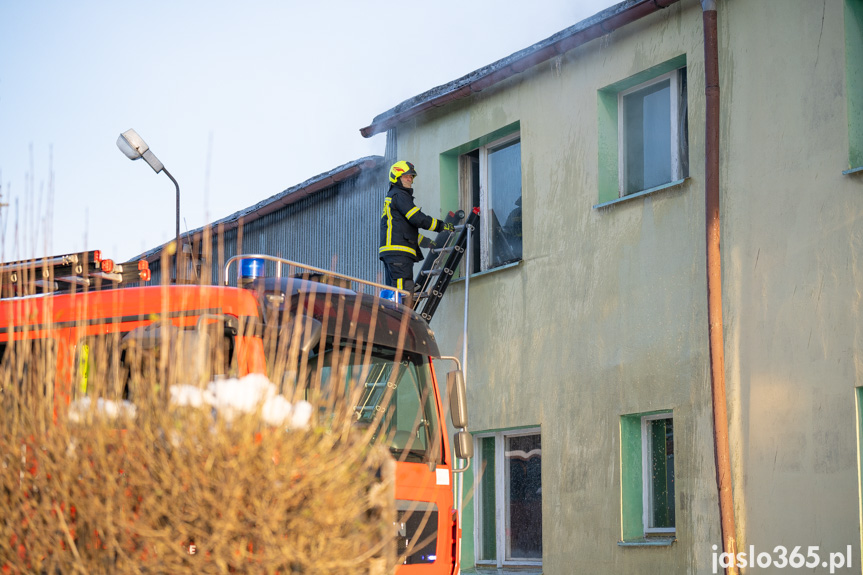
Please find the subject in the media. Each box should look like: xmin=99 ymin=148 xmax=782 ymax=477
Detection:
xmin=379 ymin=289 xmax=401 ymax=304
xmin=239 ymin=258 xmax=265 ymax=287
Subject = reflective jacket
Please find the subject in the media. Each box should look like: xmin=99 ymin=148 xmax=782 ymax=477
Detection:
xmin=379 ymin=183 xmax=442 ymax=262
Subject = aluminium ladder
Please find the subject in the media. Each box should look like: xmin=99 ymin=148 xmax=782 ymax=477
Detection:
xmin=412 ymin=207 xmax=480 ymax=323
xmin=0 ymin=251 xmax=151 ymax=297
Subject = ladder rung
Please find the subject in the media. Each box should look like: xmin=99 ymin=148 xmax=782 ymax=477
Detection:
xmin=433 ymin=246 xmax=455 ymax=254
xmin=421 ymin=268 xmax=443 ymax=277
xmin=57 ymin=276 xmax=91 ymax=287
xmin=91 ymin=272 xmax=123 ymax=283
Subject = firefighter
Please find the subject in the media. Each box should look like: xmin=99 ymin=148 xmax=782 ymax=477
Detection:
xmin=379 ymin=161 xmax=453 ymax=308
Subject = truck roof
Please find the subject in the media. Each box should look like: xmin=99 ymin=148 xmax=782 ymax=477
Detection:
xmin=246 ymin=276 xmax=441 ymax=358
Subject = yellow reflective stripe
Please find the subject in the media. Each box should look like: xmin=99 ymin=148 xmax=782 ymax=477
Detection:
xmin=379 ymin=245 xmax=418 ymax=256
xmin=405 ymin=206 xmax=420 ymax=219
xmin=79 ymin=343 xmax=89 ymax=394
xmin=430 ymin=218 xmax=439 ymax=231
xmin=396 ymin=278 xmax=404 ymax=290
xmin=384 ymin=198 xmax=394 ymax=247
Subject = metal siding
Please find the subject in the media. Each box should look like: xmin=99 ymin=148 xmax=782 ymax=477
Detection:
xmin=140 ymin=162 xmax=387 ymax=288
xmin=208 ymin=165 xmax=386 ymax=286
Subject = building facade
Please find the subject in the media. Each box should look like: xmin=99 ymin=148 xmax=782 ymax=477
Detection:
xmin=363 ymin=0 xmax=863 ymax=573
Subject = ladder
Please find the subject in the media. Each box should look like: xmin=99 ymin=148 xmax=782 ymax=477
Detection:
xmin=0 ymin=251 xmax=152 ymax=297
xmin=412 ymin=207 xmax=480 ymax=323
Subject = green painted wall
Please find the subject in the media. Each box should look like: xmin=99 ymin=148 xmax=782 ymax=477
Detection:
xmin=391 ymin=0 xmax=863 ymax=572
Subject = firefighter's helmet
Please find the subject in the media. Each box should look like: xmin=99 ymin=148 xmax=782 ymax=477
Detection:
xmin=389 ymin=161 xmax=417 ymax=184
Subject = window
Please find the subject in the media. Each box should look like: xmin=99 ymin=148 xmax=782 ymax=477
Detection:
xmin=619 ymin=70 xmax=688 ymax=196
xmin=310 ymin=347 xmax=442 ymax=464
xmin=846 ymin=0 xmax=863 ymax=173
xmin=597 ymin=55 xmax=688 ymax=206
xmin=474 ymin=429 xmax=541 ymax=567
xmin=620 ymin=411 xmax=675 ymax=541
xmin=460 ymin=134 xmax=523 ymax=272
xmin=642 ymin=414 xmax=675 ymax=534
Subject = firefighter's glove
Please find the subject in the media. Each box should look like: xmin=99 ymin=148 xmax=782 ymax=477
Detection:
xmin=442 ymin=222 xmax=455 ymax=233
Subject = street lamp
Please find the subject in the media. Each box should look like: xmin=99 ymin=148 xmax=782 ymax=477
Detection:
xmin=116 ymin=129 xmax=182 ymax=280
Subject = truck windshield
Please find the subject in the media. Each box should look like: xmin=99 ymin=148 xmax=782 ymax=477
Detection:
xmin=310 ymin=346 xmax=441 ymax=464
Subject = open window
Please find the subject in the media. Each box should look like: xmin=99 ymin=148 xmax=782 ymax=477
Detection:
xmin=460 ymin=134 xmax=523 ymax=272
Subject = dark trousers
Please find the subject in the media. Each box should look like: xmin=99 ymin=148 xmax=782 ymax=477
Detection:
xmin=381 ymin=254 xmax=415 ymax=294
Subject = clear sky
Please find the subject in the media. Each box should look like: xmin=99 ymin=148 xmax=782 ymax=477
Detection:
xmin=0 ymin=0 xmax=616 ymax=263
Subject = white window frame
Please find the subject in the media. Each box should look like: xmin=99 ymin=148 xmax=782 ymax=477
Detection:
xmin=641 ymin=413 xmax=676 ymax=535
xmin=617 ymin=69 xmax=683 ymax=197
xmin=461 ymin=132 xmax=522 ymax=272
xmin=474 ymin=427 xmax=542 ymax=568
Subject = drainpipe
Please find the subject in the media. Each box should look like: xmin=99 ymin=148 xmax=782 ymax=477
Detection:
xmin=702 ymin=1 xmax=738 ymax=573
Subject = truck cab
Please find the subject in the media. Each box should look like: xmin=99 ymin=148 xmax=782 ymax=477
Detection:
xmin=231 ymin=256 xmax=473 ymax=573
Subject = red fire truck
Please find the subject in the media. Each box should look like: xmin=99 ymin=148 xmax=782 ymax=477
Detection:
xmin=0 ymin=250 xmax=472 ymax=573
xmin=224 ymin=254 xmax=473 ymax=573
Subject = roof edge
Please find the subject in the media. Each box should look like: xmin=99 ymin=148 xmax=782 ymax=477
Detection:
xmin=359 ymin=0 xmax=680 ymax=138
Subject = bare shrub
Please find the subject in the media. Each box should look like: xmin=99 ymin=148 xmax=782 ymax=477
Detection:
xmin=0 ymin=295 xmax=396 ymax=574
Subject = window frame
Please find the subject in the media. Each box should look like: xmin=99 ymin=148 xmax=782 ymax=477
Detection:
xmin=640 ymin=413 xmax=676 ymax=535
xmin=596 ymin=55 xmax=688 ymax=208
xmin=617 ymin=70 xmax=683 ymax=197
xmin=620 ymin=409 xmax=676 ymax=543
xmin=473 ymin=427 xmax=542 ymax=568
xmin=460 ymin=132 xmax=523 ymax=273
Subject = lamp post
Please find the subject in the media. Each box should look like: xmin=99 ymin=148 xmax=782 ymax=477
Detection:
xmin=116 ymin=129 xmax=182 ymax=281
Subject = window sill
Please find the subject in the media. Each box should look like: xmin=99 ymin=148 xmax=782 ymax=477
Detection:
xmin=593 ymin=178 xmax=688 ymax=209
xmin=843 ymin=166 xmax=863 ymax=176
xmin=618 ymin=536 xmax=676 ymax=547
xmin=451 ymin=260 xmax=522 ymax=284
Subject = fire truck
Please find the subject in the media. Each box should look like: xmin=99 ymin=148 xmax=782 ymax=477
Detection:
xmin=0 ymin=251 xmax=266 ymax=406
xmin=223 ymin=253 xmax=474 ymax=572
xmin=0 ymin=240 xmax=475 ymax=573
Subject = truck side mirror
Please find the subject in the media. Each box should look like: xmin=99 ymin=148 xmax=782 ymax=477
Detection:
xmin=447 ymin=369 xmax=468 ymax=429
xmin=453 ymin=430 xmax=474 ymax=459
